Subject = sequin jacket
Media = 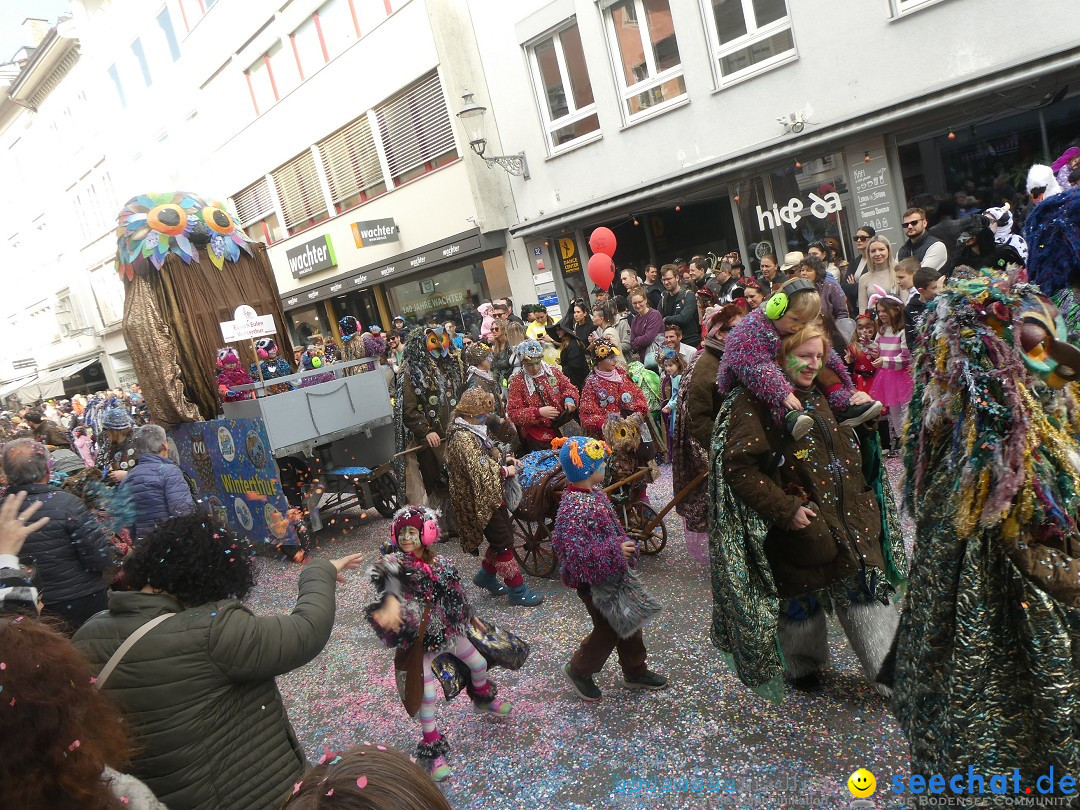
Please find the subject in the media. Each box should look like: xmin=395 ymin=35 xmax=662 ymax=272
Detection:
xmin=365 ymin=551 xmax=473 ymax=653
xmin=249 ymin=358 xmax=295 ymax=394
xmin=721 ymin=386 xmax=884 ymax=597
xmin=716 ymin=307 xmax=854 ymax=424
xmin=216 ymin=367 xmax=254 ymax=404
xmin=579 ymin=369 xmax=648 ymax=437
xmin=551 ymin=487 xmax=638 ymax=589
xmin=444 ymin=422 xmax=507 ymax=555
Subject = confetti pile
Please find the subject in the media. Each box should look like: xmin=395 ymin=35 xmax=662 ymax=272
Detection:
xmin=248 ymin=463 xmax=912 ymax=809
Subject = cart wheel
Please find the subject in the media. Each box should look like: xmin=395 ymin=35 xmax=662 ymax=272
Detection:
xmin=511 ymin=515 xmax=558 ymax=578
xmin=626 ymin=501 xmax=667 ymax=555
xmin=370 ymin=471 xmax=403 ymax=519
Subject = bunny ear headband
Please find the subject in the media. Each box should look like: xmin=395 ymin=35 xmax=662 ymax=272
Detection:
xmin=867 ymin=284 xmax=903 ymax=310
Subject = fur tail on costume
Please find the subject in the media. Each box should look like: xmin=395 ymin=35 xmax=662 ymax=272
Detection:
xmin=835 ymin=600 xmax=899 ymax=696
xmin=777 ymin=610 xmax=828 ymax=678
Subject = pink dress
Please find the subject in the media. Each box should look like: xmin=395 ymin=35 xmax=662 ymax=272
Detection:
xmin=869 ymin=327 xmax=913 ymax=408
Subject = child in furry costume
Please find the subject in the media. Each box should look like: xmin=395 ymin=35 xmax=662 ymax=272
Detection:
xmin=215 ymin=348 xmax=254 ymax=405
xmin=366 ymin=505 xmax=513 ymax=782
xmin=891 ymin=271 xmax=1080 ymax=784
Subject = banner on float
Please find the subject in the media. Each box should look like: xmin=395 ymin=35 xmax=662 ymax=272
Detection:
xmin=167 ymin=417 xmax=299 ymax=549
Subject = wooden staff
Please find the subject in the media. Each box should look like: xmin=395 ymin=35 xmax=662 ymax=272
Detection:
xmin=641 ymin=470 xmax=708 ymax=535
xmin=250 ymin=338 xmax=266 ymax=397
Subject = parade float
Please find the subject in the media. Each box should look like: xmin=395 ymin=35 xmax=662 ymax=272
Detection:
xmin=115 ymin=192 xmax=401 ymax=548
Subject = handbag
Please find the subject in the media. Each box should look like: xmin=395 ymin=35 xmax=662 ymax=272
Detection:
xmin=503 ymin=472 xmax=523 ymax=513
xmin=394 ymin=605 xmax=430 ymax=717
xmin=590 ymin=568 xmax=663 ymax=640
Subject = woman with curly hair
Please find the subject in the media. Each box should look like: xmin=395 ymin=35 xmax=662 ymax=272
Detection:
xmin=0 ymin=619 xmax=167 ymax=809
xmin=71 ymin=514 xmax=363 ymax=810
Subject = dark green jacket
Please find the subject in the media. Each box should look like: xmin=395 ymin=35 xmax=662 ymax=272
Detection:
xmin=72 ymin=560 xmax=337 ymax=810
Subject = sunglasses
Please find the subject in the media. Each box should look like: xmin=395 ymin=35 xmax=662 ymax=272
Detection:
xmin=902 ymin=220 xmax=922 ymax=228
xmin=854 ymin=234 xmax=869 ymax=241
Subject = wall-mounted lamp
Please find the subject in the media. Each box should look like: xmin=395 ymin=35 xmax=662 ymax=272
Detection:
xmin=864 ymin=151 xmax=872 ymax=163
xmin=674 ymin=204 xmax=682 ymax=213
xmin=455 ymin=89 xmax=530 ymax=180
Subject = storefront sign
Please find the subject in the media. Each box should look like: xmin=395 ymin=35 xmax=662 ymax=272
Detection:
xmin=849 ymin=152 xmax=897 ymax=235
xmin=756 ymin=192 xmax=842 ymax=231
xmin=401 ymin=291 xmax=466 ymax=314
xmin=116 ymin=369 xmax=139 ymax=387
xmin=557 ymin=237 xmax=581 ymax=274
xmin=286 ymin=234 xmax=337 ymax=279
xmin=351 ymin=218 xmax=399 ymax=248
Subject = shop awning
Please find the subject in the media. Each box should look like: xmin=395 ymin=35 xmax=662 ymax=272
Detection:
xmin=16 ymin=356 xmax=99 ymax=401
xmin=0 ymin=374 xmax=39 ymax=399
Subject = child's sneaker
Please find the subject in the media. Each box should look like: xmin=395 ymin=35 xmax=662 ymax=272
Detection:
xmin=562 ymin=663 xmax=602 ymax=702
xmin=622 ymin=668 xmax=669 ymax=691
xmin=785 ymin=410 xmax=814 ymax=441
xmin=429 ymin=755 xmax=452 ymax=781
xmin=475 ymin=696 xmax=512 ymax=716
xmin=837 ymin=400 xmax=883 ymax=427
xmin=473 ymin=568 xmax=508 ymax=595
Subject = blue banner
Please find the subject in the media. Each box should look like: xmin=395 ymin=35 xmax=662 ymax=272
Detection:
xmin=167 ymin=418 xmax=299 ymax=549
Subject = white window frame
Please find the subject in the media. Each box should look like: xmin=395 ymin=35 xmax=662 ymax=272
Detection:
xmin=602 ymin=0 xmax=687 ymax=123
xmin=888 ymin=0 xmax=945 ymax=17
xmin=701 ymin=0 xmax=797 ymax=87
xmin=527 ymin=20 xmax=602 ymax=155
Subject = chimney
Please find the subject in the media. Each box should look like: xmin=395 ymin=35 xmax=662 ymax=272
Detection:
xmin=21 ymin=18 xmax=51 ymax=48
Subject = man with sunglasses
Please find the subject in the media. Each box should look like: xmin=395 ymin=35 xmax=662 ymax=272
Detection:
xmin=896 ymin=207 xmax=948 ymax=271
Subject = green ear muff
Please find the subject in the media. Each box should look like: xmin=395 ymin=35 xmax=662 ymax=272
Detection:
xmin=766 ymin=279 xmax=817 ymax=320
xmin=312 ymin=356 xmax=323 ymax=368
xmin=766 ymin=293 xmax=790 ymax=320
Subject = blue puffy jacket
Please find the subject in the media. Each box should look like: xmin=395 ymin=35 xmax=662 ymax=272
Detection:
xmin=120 ymin=453 xmax=196 ymax=538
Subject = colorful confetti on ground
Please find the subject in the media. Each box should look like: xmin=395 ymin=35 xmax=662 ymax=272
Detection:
xmin=247 ymin=463 xmax=913 ymax=809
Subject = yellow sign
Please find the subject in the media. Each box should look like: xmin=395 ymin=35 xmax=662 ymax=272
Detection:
xmin=558 ymin=238 xmax=581 ymax=274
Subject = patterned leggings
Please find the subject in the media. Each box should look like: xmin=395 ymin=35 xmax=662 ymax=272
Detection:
xmin=419 ymin=635 xmax=489 ymax=739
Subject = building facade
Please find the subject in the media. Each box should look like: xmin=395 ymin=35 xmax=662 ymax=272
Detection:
xmin=467 ymin=0 xmax=1080 ymax=299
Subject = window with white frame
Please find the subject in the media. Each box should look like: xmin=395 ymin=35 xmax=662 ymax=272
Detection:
xmin=603 ymin=0 xmax=686 ymax=119
xmin=89 ymin=261 xmax=126 ymax=327
xmin=528 ymin=21 xmax=600 ymax=151
xmin=705 ymin=0 xmax=795 ymax=82
xmin=291 ymin=16 xmax=325 ymax=80
xmin=375 ymin=72 xmax=458 ymax=186
xmin=889 ymin=0 xmax=940 ymax=14
xmin=318 ymin=114 xmax=388 ymax=213
xmin=318 ymin=0 xmax=361 ymax=61
xmin=233 ymin=177 xmax=284 ymax=244
xmin=244 ymin=52 xmax=277 ymax=115
xmin=271 ymin=150 xmax=330 ymax=236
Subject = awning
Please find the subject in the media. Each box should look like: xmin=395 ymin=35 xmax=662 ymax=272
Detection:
xmin=16 ymin=356 xmax=99 ymax=401
xmin=0 ymin=374 xmax=39 ymax=399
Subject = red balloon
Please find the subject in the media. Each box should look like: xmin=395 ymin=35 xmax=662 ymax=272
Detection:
xmin=587 ymin=252 xmax=615 ymax=290
xmin=588 ymin=227 xmax=617 ymax=258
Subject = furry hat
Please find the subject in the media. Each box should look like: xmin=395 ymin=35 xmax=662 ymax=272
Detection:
xmin=339 ymin=316 xmax=360 ymax=341
xmin=0 ymin=563 xmax=39 ymax=617
xmin=513 ymin=339 xmax=545 ymax=364
xmin=454 ymin=387 xmax=495 ymax=418
xmin=464 ymin=342 xmax=493 ymax=369
xmin=216 ymin=347 xmax=240 ymax=369
xmin=102 ymin=407 xmax=133 ymax=431
xmin=361 ymin=331 xmax=386 ymax=358
xmin=553 ymin=435 xmax=610 ymax=483
xmin=1023 ymin=186 xmax=1080 ymax=297
xmin=390 ymin=504 xmax=440 ymax=547
xmin=1026 ymin=164 xmax=1063 ymax=200
xmin=255 ymin=337 xmax=278 ymax=360
xmin=587 ymin=336 xmax=621 ymax=362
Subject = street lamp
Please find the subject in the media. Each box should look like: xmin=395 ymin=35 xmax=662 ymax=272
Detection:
xmin=455 ymin=89 xmax=530 ymax=180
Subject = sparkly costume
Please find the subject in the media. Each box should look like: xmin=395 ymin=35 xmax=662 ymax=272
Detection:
xmin=893 ymin=274 xmax=1080 ymax=780
xmin=297 ymin=346 xmax=335 ymax=387
xmin=1024 ymin=185 xmax=1080 ymax=342
xmin=214 ymin=348 xmax=254 ymax=405
xmin=716 ymin=306 xmax=854 ymax=429
xmin=250 ymin=338 xmax=294 ymax=395
xmin=506 ymin=361 xmax=580 ymax=451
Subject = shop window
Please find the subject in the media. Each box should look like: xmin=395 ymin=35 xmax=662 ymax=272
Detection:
xmin=731 ymin=177 xmax=776 ymax=273
xmin=705 ymin=0 xmax=796 ymax=84
xmin=603 ymin=0 xmax=686 ymax=120
xmin=232 ymin=177 xmax=284 ymax=244
xmin=769 ymin=154 xmax=852 ymax=258
xmin=375 ymin=71 xmax=458 ymax=186
xmin=528 ymin=21 xmax=601 ymax=152
xmin=317 ymin=113 xmax=388 ymax=213
xmin=328 ymin=289 xmax=382 ymax=334
xmin=384 ymin=263 xmax=493 ymax=335
xmin=287 ymin=303 xmax=333 ymax=348
xmin=271 ymin=150 xmax=330 ymax=236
